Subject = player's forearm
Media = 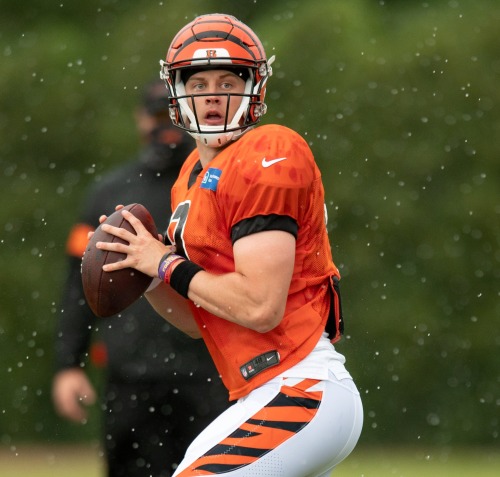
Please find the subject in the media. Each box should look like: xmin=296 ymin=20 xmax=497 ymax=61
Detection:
xmin=145 ymin=281 xmax=202 ymax=338
xmin=187 ymin=271 xmax=287 ymax=333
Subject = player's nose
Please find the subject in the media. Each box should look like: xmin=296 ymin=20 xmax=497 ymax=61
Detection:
xmin=205 ymin=95 xmax=221 ymax=104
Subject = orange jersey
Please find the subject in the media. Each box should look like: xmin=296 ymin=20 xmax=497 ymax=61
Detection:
xmin=167 ymin=124 xmax=342 ymax=400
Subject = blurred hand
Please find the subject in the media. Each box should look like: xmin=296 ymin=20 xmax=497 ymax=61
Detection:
xmin=52 ymin=368 xmax=96 ymax=424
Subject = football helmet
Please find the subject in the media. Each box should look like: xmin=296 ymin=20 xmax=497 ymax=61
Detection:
xmin=160 ymin=14 xmax=274 ymax=147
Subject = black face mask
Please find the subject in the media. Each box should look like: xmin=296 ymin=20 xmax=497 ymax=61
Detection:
xmin=139 ymin=122 xmax=194 ymax=171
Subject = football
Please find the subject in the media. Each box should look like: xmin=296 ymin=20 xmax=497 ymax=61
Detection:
xmin=81 ymin=203 xmax=158 ymax=317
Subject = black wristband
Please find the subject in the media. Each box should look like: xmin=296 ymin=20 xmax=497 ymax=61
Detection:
xmin=169 ymin=260 xmax=204 ymax=299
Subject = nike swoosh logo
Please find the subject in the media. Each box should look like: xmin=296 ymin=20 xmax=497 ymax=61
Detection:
xmin=262 ymin=157 xmax=287 ymax=168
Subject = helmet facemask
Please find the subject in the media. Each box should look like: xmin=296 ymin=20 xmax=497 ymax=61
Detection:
xmin=160 ymin=61 xmax=273 ymax=148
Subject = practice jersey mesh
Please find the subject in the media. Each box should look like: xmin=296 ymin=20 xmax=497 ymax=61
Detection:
xmin=167 ymin=124 xmax=341 ymax=400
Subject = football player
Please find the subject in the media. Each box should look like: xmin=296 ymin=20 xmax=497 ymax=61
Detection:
xmin=95 ymin=14 xmax=363 ymax=477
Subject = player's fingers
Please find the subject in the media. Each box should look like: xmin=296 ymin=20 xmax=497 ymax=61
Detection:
xmin=95 ymin=239 xmax=129 ymax=255
xmin=114 ymin=204 xmax=124 ymax=211
xmin=101 ymin=260 xmax=128 ymax=272
xmin=98 ymin=214 xmax=108 ymax=224
xmin=95 ymin=242 xmax=135 ymax=271
xmin=100 ymin=223 xmax=134 ymax=241
xmin=94 ymin=232 xmax=131 ymax=263
xmin=121 ymin=209 xmax=149 ymax=235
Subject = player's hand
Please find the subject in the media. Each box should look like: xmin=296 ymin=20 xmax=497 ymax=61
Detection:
xmin=52 ymin=368 xmax=96 ymax=424
xmin=97 ymin=204 xmax=125 ymax=224
xmin=96 ymin=208 xmax=172 ymax=277
xmin=87 ymin=205 xmax=126 ymax=240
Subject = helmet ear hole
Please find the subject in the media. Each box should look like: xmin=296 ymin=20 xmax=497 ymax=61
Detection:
xmin=168 ymin=100 xmax=181 ymax=126
xmin=248 ymin=98 xmax=259 ymax=123
xmin=248 ymin=102 xmax=267 ymax=123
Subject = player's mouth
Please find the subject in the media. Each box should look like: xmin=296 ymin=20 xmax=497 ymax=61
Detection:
xmin=204 ymin=110 xmax=225 ymax=126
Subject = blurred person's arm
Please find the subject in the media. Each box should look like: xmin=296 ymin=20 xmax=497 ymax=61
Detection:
xmin=52 ymin=224 xmax=97 ymax=423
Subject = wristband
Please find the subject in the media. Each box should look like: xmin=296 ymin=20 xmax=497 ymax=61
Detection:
xmin=158 ymin=252 xmax=184 ymax=283
xmin=169 ymin=260 xmax=204 ymax=299
xmin=157 ymin=250 xmax=174 ymax=274
xmin=163 ymin=255 xmax=185 ymax=284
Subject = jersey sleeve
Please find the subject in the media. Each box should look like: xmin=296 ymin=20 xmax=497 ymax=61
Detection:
xmin=220 ymin=125 xmax=319 ymax=231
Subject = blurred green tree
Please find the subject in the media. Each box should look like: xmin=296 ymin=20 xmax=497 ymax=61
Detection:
xmin=0 ymin=0 xmax=498 ymax=448
xmin=261 ymin=0 xmax=500 ymax=446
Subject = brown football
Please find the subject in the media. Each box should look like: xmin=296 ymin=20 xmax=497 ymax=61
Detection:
xmin=81 ymin=203 xmax=158 ymax=317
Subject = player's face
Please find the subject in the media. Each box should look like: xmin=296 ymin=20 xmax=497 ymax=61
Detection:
xmin=184 ymin=69 xmax=246 ymax=128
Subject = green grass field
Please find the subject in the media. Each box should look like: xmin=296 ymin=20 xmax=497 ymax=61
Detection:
xmin=0 ymin=444 xmax=498 ymax=476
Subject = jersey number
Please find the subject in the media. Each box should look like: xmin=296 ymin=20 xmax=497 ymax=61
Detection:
xmin=167 ymin=200 xmax=190 ymax=259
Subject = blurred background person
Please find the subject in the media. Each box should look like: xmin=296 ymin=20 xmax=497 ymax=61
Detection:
xmin=52 ymin=79 xmax=228 ymax=477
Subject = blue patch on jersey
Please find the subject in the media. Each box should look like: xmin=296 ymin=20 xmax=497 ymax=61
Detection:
xmin=200 ymin=167 xmax=222 ymax=191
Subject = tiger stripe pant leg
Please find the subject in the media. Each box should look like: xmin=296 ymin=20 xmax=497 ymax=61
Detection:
xmin=173 ymin=374 xmax=362 ymax=477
